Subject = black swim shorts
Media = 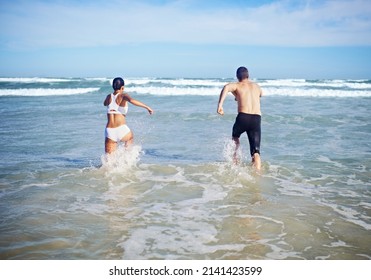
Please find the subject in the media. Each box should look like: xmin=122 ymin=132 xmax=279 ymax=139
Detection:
xmin=232 ymin=113 xmax=261 ymax=156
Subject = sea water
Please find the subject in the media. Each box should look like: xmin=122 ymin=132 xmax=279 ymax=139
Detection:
xmin=0 ymin=77 xmax=370 ymax=259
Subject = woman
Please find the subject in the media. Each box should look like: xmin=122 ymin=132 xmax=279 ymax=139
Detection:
xmin=104 ymin=77 xmax=153 ymax=154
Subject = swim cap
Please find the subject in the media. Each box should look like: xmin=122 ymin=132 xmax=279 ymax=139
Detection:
xmin=112 ymin=77 xmax=125 ymax=90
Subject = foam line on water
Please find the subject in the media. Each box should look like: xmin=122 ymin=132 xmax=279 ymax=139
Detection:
xmin=0 ymin=88 xmax=100 ymax=96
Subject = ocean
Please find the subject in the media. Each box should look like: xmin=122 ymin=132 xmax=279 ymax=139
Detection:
xmin=0 ymin=77 xmax=370 ymax=259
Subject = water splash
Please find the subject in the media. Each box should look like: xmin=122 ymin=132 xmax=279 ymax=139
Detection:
xmin=100 ymin=144 xmax=142 ymax=173
xmin=222 ymin=138 xmax=245 ymax=164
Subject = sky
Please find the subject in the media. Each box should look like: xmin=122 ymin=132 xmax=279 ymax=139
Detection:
xmin=0 ymin=0 xmax=371 ymax=79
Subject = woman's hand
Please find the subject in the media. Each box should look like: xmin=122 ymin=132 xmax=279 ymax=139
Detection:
xmin=147 ymin=107 xmax=154 ymax=115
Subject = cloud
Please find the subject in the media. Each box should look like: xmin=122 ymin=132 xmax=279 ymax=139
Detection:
xmin=1 ymin=0 xmax=371 ymax=50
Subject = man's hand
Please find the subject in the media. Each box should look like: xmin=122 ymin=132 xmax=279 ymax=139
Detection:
xmin=217 ymin=106 xmax=224 ymax=115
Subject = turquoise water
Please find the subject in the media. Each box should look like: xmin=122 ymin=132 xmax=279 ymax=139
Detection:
xmin=0 ymin=78 xmax=370 ymax=259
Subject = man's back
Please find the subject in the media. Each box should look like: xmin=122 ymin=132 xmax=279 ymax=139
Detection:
xmin=233 ymin=80 xmax=262 ymax=115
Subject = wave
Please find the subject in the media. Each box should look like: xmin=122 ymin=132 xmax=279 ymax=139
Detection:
xmin=0 ymin=77 xmax=75 ymax=83
xmin=264 ymin=88 xmax=371 ymax=97
xmin=124 ymin=78 xmax=227 ymax=87
xmin=129 ymin=85 xmax=220 ymax=96
xmin=124 ymin=78 xmax=371 ymax=97
xmin=0 ymin=87 xmax=100 ymax=96
xmin=125 ymin=78 xmax=371 ymax=90
xmin=1 ymin=77 xmax=370 ymax=97
xmin=127 ymin=85 xmax=371 ymax=97
xmin=259 ymin=79 xmax=371 ymax=90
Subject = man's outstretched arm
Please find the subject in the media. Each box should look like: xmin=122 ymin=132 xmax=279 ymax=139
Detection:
xmin=217 ymin=83 xmax=236 ymax=115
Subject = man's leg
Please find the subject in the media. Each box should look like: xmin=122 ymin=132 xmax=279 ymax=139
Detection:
xmin=247 ymin=127 xmax=261 ymax=171
xmin=232 ymin=137 xmax=240 ymax=164
xmin=252 ymin=153 xmax=261 ymax=170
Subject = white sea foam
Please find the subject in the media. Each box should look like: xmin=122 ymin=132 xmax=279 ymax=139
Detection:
xmin=0 ymin=87 xmax=100 ymax=96
xmin=0 ymin=77 xmax=74 ymax=83
xmin=259 ymin=79 xmax=307 ymax=87
xmin=126 ymin=85 xmax=371 ymax=97
xmin=124 ymin=78 xmax=227 ymax=87
xmin=119 ymin=223 xmax=243 ymax=259
xmin=264 ymin=88 xmax=371 ymax=97
xmin=320 ymin=201 xmax=371 ymax=231
xmin=125 ymin=78 xmax=371 ymax=92
xmin=100 ymin=145 xmax=142 ymax=174
xmin=84 ymin=77 xmax=111 ymax=82
xmin=124 ymin=78 xmax=154 ymax=85
xmin=317 ymin=155 xmax=344 ymax=168
xmin=1 ymin=77 xmax=370 ymax=97
xmin=128 ymin=85 xmax=220 ymax=96
xmin=260 ymin=79 xmax=371 ymax=90
xmin=155 ymin=79 xmax=226 ymax=87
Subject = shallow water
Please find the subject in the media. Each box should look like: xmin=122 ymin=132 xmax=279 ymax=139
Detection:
xmin=0 ymin=78 xmax=370 ymax=259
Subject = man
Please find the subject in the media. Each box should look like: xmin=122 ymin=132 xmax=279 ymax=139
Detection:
xmin=217 ymin=67 xmax=263 ymax=170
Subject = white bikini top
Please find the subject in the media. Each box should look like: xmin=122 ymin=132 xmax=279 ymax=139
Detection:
xmin=107 ymin=93 xmax=128 ymax=115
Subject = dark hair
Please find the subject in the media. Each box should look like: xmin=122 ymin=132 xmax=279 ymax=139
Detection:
xmin=112 ymin=77 xmax=125 ymax=90
xmin=236 ymin=67 xmax=249 ymax=81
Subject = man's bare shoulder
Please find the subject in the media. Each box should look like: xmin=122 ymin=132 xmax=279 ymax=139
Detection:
xmin=250 ymin=81 xmax=263 ymax=96
xmin=253 ymin=81 xmax=262 ymax=88
xmin=224 ymin=82 xmax=239 ymax=91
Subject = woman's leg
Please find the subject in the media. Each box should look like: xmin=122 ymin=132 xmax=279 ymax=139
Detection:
xmin=105 ymin=137 xmax=117 ymax=154
xmin=121 ymin=131 xmax=134 ymax=147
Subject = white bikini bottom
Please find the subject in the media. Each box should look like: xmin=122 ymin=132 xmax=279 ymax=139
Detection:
xmin=105 ymin=125 xmax=131 ymax=142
